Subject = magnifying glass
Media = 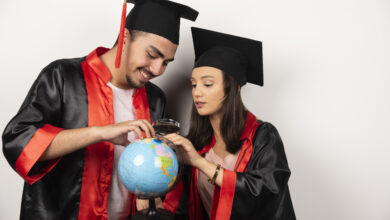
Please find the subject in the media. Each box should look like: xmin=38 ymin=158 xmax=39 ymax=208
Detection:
xmin=152 ymin=118 xmax=180 ymax=135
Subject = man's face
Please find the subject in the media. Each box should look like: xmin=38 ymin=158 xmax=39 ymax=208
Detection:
xmin=122 ymin=32 xmax=178 ymax=89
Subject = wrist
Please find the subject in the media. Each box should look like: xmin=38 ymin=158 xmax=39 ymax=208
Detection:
xmin=91 ymin=126 xmax=104 ymax=142
xmin=193 ymin=156 xmax=205 ymax=169
xmin=208 ymin=164 xmax=221 ymax=185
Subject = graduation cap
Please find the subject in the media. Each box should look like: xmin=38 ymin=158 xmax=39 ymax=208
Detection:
xmin=192 ymin=27 xmax=263 ymax=87
xmin=115 ymin=0 xmax=198 ymax=68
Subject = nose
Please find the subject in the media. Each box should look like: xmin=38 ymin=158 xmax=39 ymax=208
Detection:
xmin=149 ymin=60 xmax=165 ymax=76
xmin=192 ymin=85 xmax=202 ymax=98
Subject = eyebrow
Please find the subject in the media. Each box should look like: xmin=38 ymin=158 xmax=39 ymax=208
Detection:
xmin=190 ymin=75 xmax=216 ymax=80
xmin=200 ymin=75 xmax=215 ymax=79
xmin=149 ymin=46 xmax=175 ymax=62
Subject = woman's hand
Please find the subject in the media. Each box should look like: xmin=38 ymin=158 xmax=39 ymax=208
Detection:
xmin=163 ymin=134 xmax=203 ymax=168
xmin=164 ymin=134 xmax=224 ymax=186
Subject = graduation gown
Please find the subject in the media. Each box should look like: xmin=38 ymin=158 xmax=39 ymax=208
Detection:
xmin=2 ymin=47 xmax=167 ymax=219
xmin=163 ymin=112 xmax=295 ymax=220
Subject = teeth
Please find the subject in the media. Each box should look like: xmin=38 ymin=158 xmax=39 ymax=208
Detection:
xmin=140 ymin=69 xmax=150 ymax=79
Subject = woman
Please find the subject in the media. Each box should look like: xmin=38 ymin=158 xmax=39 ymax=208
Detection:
xmin=163 ymin=27 xmax=295 ymax=220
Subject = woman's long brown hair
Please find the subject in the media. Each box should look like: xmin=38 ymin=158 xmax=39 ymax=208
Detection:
xmin=187 ymin=72 xmax=247 ymax=154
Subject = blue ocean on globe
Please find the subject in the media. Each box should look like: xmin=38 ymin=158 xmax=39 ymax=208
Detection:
xmin=118 ymin=138 xmax=179 ymax=198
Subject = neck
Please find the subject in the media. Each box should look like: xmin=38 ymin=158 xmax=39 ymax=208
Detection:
xmin=209 ymin=113 xmax=224 ymax=146
xmin=100 ymin=46 xmax=131 ymax=89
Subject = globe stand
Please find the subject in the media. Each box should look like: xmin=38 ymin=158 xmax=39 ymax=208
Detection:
xmin=131 ymin=198 xmax=174 ymax=220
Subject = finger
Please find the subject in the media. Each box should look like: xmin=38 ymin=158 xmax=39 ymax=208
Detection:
xmin=134 ymin=120 xmax=154 ymax=138
xmin=167 ymin=136 xmax=185 ymax=144
xmin=156 ymin=199 xmax=164 ymax=209
xmin=141 ymin=119 xmax=155 ymax=137
xmin=128 ymin=126 xmax=143 ymax=139
xmin=140 ymin=204 xmax=147 ymax=210
xmin=127 ymin=120 xmax=151 ymax=138
xmin=176 ymin=141 xmax=195 ymax=153
xmin=163 ymin=133 xmax=179 ymax=139
xmin=164 ymin=134 xmax=188 ymax=144
xmin=137 ymin=204 xmax=146 ymax=211
xmin=136 ymin=121 xmax=152 ymax=138
xmin=163 ymin=133 xmax=182 ymax=140
xmin=155 ymin=198 xmax=163 ymax=209
xmin=161 ymin=135 xmax=177 ymax=145
xmin=136 ymin=199 xmax=148 ymax=211
xmin=155 ymin=134 xmax=163 ymax=141
xmin=169 ymin=139 xmax=184 ymax=147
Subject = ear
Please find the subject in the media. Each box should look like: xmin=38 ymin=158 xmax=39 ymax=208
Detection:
xmin=123 ymin=28 xmax=131 ymax=45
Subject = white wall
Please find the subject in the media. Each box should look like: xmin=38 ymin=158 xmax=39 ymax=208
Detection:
xmin=1 ymin=0 xmax=390 ymax=219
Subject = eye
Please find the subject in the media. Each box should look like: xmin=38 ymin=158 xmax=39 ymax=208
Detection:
xmin=204 ymin=83 xmax=213 ymax=87
xmin=191 ymin=83 xmax=196 ymax=88
xmin=147 ymin=52 xmax=156 ymax=59
xmin=163 ymin=61 xmax=168 ymax=66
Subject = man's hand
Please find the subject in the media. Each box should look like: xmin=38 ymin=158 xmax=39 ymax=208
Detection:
xmin=40 ymin=120 xmax=155 ymax=161
xmin=99 ymin=119 xmax=155 ymax=146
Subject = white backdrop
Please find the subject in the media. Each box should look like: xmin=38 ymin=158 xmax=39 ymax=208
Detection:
xmin=1 ymin=0 xmax=390 ymax=219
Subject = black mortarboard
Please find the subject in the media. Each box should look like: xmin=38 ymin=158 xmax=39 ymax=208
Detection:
xmin=191 ymin=27 xmax=263 ymax=87
xmin=115 ymin=0 xmax=198 ymax=68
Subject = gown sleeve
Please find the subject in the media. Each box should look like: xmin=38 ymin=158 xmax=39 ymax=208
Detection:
xmin=2 ymin=61 xmax=66 ymax=185
xmin=218 ymin=122 xmax=295 ymax=219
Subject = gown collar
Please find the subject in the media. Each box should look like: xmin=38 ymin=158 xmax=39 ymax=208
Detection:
xmin=86 ymin=47 xmax=112 ymax=83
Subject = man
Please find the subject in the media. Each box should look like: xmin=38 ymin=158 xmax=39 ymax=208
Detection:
xmin=2 ymin=0 xmax=198 ymax=219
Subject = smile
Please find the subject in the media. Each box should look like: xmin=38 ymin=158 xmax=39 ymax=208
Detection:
xmin=139 ymin=68 xmax=151 ymax=82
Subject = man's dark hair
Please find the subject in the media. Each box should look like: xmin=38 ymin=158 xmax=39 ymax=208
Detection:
xmin=113 ymin=29 xmax=146 ymax=47
xmin=187 ymin=72 xmax=247 ymax=154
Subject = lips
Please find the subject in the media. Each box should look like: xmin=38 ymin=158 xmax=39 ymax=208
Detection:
xmin=194 ymin=101 xmax=206 ymax=108
xmin=139 ymin=68 xmax=151 ymax=83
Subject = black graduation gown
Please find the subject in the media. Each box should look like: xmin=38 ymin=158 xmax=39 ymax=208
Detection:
xmin=2 ymin=47 xmax=166 ymax=219
xmin=163 ymin=112 xmax=295 ymax=220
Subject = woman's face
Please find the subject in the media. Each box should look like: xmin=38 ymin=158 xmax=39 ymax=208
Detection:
xmin=191 ymin=66 xmax=225 ymax=117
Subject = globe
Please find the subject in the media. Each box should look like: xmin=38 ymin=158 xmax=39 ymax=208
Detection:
xmin=118 ymin=138 xmax=180 ymax=199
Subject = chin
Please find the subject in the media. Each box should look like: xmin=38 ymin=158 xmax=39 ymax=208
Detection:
xmin=126 ymin=75 xmax=144 ymax=89
xmin=196 ymin=109 xmax=211 ymax=116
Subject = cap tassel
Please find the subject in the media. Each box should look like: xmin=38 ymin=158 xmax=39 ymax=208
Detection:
xmin=115 ymin=0 xmax=127 ymax=68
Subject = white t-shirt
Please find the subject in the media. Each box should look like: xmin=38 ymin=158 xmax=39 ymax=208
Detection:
xmin=107 ymin=82 xmax=137 ymax=220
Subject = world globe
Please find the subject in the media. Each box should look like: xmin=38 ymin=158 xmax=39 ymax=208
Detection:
xmin=118 ymin=138 xmax=180 ymax=198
